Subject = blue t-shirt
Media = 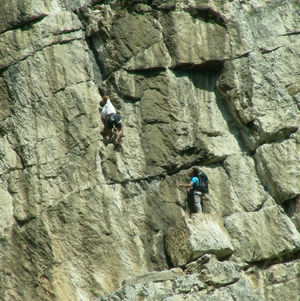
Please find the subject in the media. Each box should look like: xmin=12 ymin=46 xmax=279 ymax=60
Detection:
xmin=191 ymin=177 xmax=200 ymax=189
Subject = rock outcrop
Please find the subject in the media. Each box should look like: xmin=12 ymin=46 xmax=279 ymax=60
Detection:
xmin=165 ymin=214 xmax=234 ymax=266
xmin=0 ymin=0 xmax=299 ymax=300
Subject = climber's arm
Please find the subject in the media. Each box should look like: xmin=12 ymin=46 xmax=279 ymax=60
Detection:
xmin=177 ymin=182 xmax=193 ymax=189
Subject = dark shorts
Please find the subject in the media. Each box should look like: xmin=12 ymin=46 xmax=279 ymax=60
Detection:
xmin=107 ymin=113 xmax=122 ymax=130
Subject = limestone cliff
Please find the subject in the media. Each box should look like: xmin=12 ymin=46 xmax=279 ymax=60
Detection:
xmin=0 ymin=0 xmax=299 ymax=300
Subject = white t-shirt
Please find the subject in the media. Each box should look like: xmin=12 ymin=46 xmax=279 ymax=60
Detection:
xmin=101 ymin=99 xmax=116 ymax=118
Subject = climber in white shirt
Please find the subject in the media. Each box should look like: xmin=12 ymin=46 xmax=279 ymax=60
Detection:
xmin=100 ymin=95 xmax=124 ymax=145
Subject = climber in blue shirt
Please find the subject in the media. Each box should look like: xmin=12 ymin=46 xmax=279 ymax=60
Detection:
xmin=177 ymin=167 xmax=208 ymax=214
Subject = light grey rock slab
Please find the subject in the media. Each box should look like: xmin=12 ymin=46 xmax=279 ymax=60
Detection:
xmin=0 ymin=11 xmax=83 ymax=70
xmin=164 ymin=11 xmax=230 ymax=67
xmin=0 ymin=188 xmax=14 ymax=239
xmin=225 ymin=206 xmax=300 ymax=263
xmin=165 ymin=214 xmax=234 ymax=267
xmin=255 ymin=133 xmax=300 ymax=203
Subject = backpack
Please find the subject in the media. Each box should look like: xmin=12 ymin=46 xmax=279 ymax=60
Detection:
xmin=108 ymin=113 xmax=121 ymax=127
xmin=195 ymin=170 xmax=209 ymax=193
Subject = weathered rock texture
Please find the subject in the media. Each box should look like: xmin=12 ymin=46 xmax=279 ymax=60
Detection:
xmin=165 ymin=214 xmax=234 ymax=266
xmin=0 ymin=0 xmax=299 ymax=300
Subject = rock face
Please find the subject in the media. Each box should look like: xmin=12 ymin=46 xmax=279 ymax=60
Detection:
xmin=225 ymin=206 xmax=300 ymax=263
xmin=0 ymin=0 xmax=299 ymax=300
xmin=165 ymin=215 xmax=234 ymax=266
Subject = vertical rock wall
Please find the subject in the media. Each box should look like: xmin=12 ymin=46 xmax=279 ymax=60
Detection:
xmin=0 ymin=0 xmax=299 ymax=300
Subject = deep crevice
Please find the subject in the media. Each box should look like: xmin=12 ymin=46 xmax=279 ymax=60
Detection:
xmin=0 ymin=14 xmax=47 ymax=35
xmin=185 ymin=7 xmax=227 ymax=28
xmin=126 ymin=68 xmax=166 ymax=77
xmin=251 ymin=198 xmax=269 ymax=212
xmin=230 ymin=51 xmax=252 ymax=61
xmin=143 ymin=119 xmax=170 ymax=125
xmin=85 ymin=36 xmax=107 ymax=81
xmin=163 ymin=237 xmax=174 ymax=269
xmin=254 ymin=126 xmax=299 ymax=153
xmin=279 ymin=31 xmax=300 ymax=37
xmin=14 ymin=215 xmax=37 ymax=227
xmin=125 ymin=66 xmax=167 ymax=73
xmin=171 ymin=61 xmax=224 ymax=73
xmin=259 ymin=46 xmax=283 ymax=54
xmin=101 ymin=155 xmax=215 ymax=187
xmin=165 ymin=155 xmax=216 ymax=176
xmin=282 ymin=195 xmax=300 ymax=218
xmin=106 ymin=173 xmax=166 ymax=186
xmin=245 ymin=250 xmax=300 ymax=270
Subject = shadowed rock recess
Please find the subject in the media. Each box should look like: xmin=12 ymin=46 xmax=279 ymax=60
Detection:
xmin=0 ymin=0 xmax=299 ymax=300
